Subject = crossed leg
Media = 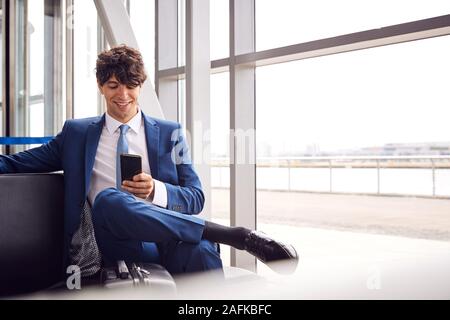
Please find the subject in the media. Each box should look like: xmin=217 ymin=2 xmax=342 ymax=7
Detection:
xmin=91 ymin=188 xmax=222 ymax=274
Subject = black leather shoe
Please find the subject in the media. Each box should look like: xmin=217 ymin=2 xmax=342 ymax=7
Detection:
xmin=244 ymin=231 xmax=299 ymax=274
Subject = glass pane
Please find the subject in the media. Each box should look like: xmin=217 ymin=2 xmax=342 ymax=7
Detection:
xmin=11 ymin=0 xmax=60 ymax=151
xmin=256 ymin=0 xmax=450 ymax=51
xmin=210 ymin=72 xmax=230 ymax=266
xmin=0 ymin=2 xmax=3 ymax=153
xmin=255 ymin=36 xmax=450 ymax=275
xmin=178 ymin=0 xmax=185 ymax=67
xmin=210 ymin=0 xmax=229 ymax=60
xmin=7 ymin=1 xmax=64 ymax=152
xmin=178 ymin=79 xmax=186 ymax=130
xmin=129 ymin=0 xmax=156 ymax=85
xmin=256 ymin=36 xmax=450 ymax=158
xmin=28 ymin=0 xmax=45 ymax=139
xmin=74 ymin=0 xmax=100 ymax=119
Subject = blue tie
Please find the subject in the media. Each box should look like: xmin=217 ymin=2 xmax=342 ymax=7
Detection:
xmin=116 ymin=124 xmax=130 ymax=190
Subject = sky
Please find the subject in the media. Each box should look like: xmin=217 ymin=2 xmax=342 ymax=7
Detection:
xmin=210 ymin=0 xmax=450 ymax=156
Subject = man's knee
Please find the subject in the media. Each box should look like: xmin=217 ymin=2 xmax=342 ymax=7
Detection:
xmin=91 ymin=188 xmax=121 ymax=225
xmin=93 ymin=188 xmax=119 ymax=210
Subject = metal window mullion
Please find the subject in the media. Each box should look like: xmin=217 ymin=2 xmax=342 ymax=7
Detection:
xmin=97 ymin=6 xmax=107 ymax=116
xmin=44 ymin=0 xmax=55 ymax=134
xmin=234 ymin=14 xmax=450 ymax=68
xmin=155 ymin=0 xmax=178 ymax=122
xmin=2 ymin=0 xmax=11 ymax=154
xmin=230 ymin=0 xmax=256 ymax=271
xmin=65 ymin=0 xmax=74 ymax=120
xmin=21 ymin=0 xmax=29 ymax=146
xmin=125 ymin=0 xmax=130 ymax=15
xmin=185 ymin=0 xmax=211 ymax=221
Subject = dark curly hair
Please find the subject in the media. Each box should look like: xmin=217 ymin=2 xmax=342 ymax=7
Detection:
xmin=96 ymin=45 xmax=147 ymax=87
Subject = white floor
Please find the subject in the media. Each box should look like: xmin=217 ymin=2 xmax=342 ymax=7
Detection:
xmin=27 ymin=222 xmax=450 ymax=300
xmin=212 ymin=220 xmax=450 ymax=299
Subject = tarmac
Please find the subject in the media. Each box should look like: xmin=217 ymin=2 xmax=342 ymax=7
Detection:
xmin=211 ymin=189 xmax=450 ymax=241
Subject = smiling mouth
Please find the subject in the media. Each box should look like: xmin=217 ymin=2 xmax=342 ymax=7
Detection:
xmin=114 ymin=101 xmax=132 ymax=108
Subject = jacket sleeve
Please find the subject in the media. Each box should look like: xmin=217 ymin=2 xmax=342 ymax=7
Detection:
xmin=164 ymin=125 xmax=205 ymax=215
xmin=0 ymin=122 xmax=67 ymax=174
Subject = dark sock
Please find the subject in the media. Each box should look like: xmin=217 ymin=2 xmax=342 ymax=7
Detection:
xmin=202 ymin=221 xmax=250 ymax=250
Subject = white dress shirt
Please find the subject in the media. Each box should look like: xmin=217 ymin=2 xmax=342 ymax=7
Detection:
xmin=87 ymin=111 xmax=167 ymax=207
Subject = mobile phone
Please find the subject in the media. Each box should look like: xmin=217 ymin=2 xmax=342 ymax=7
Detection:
xmin=120 ymin=154 xmax=142 ymax=182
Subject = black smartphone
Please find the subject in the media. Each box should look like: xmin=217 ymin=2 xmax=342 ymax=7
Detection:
xmin=120 ymin=154 xmax=142 ymax=182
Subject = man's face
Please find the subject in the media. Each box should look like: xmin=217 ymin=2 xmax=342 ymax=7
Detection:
xmin=98 ymin=75 xmax=141 ymax=123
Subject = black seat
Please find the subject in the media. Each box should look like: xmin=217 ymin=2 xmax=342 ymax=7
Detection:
xmin=0 ymin=173 xmax=65 ymax=296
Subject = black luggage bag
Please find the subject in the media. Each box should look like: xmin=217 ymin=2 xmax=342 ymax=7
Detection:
xmin=100 ymin=260 xmax=177 ymax=294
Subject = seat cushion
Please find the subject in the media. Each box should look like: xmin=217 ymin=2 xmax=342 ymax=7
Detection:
xmin=0 ymin=173 xmax=65 ymax=296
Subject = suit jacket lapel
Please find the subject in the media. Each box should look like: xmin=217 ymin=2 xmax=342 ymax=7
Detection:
xmin=143 ymin=113 xmax=160 ymax=180
xmin=84 ymin=115 xmax=105 ymax=198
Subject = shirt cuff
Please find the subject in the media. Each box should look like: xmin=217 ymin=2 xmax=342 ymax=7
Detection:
xmin=150 ymin=179 xmax=168 ymax=208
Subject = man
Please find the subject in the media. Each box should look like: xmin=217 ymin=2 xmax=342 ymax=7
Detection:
xmin=0 ymin=45 xmax=298 ymax=277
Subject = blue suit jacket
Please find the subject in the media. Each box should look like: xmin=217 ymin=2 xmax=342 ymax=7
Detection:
xmin=0 ymin=112 xmax=204 ymax=267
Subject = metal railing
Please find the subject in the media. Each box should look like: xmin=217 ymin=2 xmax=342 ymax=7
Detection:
xmin=211 ymin=156 xmax=450 ymax=198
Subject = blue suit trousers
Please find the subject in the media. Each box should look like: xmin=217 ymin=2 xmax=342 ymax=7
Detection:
xmin=91 ymin=188 xmax=223 ymax=274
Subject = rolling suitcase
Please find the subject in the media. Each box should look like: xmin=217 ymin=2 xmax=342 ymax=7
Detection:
xmin=100 ymin=260 xmax=176 ymax=294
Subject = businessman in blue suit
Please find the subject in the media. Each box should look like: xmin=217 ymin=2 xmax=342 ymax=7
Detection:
xmin=0 ymin=46 xmax=298 ymax=278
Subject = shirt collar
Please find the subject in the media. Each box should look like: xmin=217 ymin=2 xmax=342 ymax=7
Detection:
xmin=105 ymin=110 xmax=142 ymax=134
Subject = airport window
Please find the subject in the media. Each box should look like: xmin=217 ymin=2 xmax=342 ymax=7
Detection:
xmin=154 ymin=1 xmax=450 ymax=272
xmin=254 ymin=34 xmax=450 ymax=273
xmin=4 ymin=0 xmax=65 ymax=152
xmin=255 ymin=0 xmax=450 ymax=51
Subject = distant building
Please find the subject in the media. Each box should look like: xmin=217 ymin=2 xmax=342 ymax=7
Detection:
xmin=362 ymin=142 xmax=450 ymax=156
xmin=293 ymin=142 xmax=450 ymax=157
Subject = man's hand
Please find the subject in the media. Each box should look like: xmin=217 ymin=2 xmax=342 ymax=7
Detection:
xmin=122 ymin=172 xmax=155 ymax=201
